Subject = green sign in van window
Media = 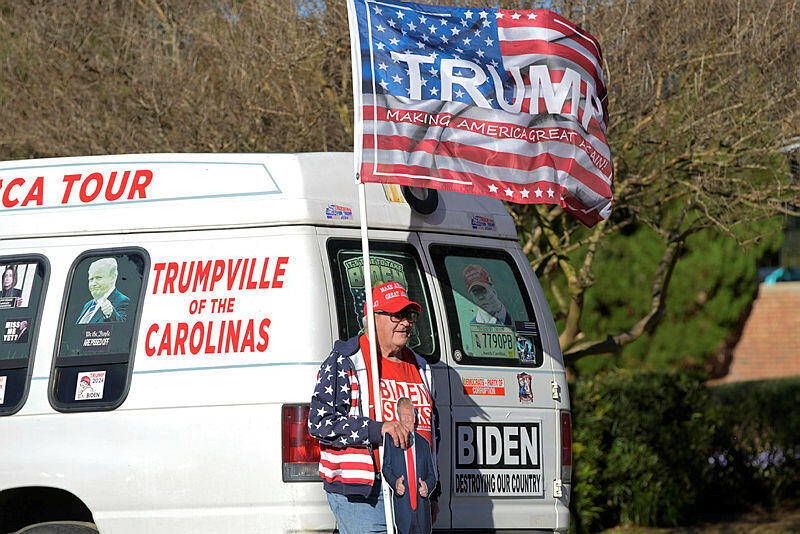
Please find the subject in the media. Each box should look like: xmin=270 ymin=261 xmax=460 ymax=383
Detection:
xmin=0 ymin=257 xmax=48 ymax=416
xmin=327 ymin=240 xmax=438 ymax=361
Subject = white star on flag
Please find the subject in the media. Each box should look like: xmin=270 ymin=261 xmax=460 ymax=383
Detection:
xmin=505 ymin=187 xmax=514 ymax=197
xmin=521 ymin=189 xmax=530 ymax=198
xmin=488 ymin=184 xmax=498 ymax=193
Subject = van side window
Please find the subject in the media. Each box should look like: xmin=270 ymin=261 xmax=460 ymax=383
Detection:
xmin=0 ymin=257 xmax=48 ymax=415
xmin=430 ymin=245 xmax=543 ymax=368
xmin=49 ymin=249 xmax=149 ymax=412
xmin=327 ymin=239 xmax=439 ymax=362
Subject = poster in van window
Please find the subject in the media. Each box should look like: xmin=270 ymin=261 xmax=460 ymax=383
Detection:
xmin=0 ymin=376 xmax=6 ymax=404
xmin=454 ymin=421 xmax=544 ymax=497
xmin=342 ymin=256 xmax=408 ymax=329
xmin=59 ymin=254 xmax=144 ymax=357
xmin=443 ymin=256 xmax=538 ymax=362
xmin=3 ymin=318 xmax=32 ymax=344
xmin=0 ymin=263 xmax=37 ymax=309
xmin=75 ymin=370 xmax=106 ymax=400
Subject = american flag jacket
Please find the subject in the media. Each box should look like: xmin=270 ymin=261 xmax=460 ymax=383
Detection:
xmin=308 ymin=335 xmax=438 ymax=498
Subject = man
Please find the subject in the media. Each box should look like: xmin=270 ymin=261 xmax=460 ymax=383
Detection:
xmin=15 ymin=320 xmax=29 ymax=344
xmin=462 ymin=264 xmax=512 ymax=325
xmin=382 ymin=397 xmax=437 ymax=534
xmin=76 ymin=258 xmax=130 ymax=324
xmin=308 ymin=281 xmax=439 ymax=534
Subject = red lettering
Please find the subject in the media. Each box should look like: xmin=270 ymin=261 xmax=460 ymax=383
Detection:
xmin=2 ymin=178 xmax=24 ymax=207
xmin=105 ymin=170 xmax=130 ymax=201
xmin=79 ymin=172 xmax=103 ymax=202
xmin=204 ymin=321 xmax=217 ymax=353
xmin=145 ymin=323 xmax=159 ymax=356
xmin=22 ymin=177 xmax=44 ymax=207
xmin=225 ymin=321 xmax=241 ymax=352
xmin=128 ymin=169 xmax=152 ymax=199
xmin=240 ymin=319 xmax=256 ymax=352
xmin=272 ymin=256 xmax=289 ymax=288
xmin=258 ymin=258 xmax=271 ymax=289
xmin=174 ymin=322 xmax=189 ymax=355
xmin=152 ymin=263 xmax=166 ymax=294
xmin=178 ymin=262 xmax=195 ymax=293
xmin=246 ymin=257 xmax=257 ymax=290
xmin=189 ymin=322 xmax=204 ymax=355
xmin=163 ymin=262 xmax=179 ymax=293
xmin=157 ymin=323 xmax=172 ymax=356
xmin=209 ymin=260 xmax=225 ymax=291
xmin=194 ymin=261 xmax=212 ymax=291
xmin=62 ymin=174 xmax=82 ymax=203
xmin=227 ymin=258 xmax=243 ymax=290
xmin=238 ymin=259 xmax=249 ymax=290
xmin=217 ymin=321 xmax=226 ymax=352
xmin=256 ymin=317 xmax=271 ymax=351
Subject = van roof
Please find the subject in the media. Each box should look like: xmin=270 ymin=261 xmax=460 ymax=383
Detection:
xmin=0 ymin=152 xmax=518 ymax=240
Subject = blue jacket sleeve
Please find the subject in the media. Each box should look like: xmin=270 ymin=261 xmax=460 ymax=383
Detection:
xmin=308 ymin=352 xmax=383 ymax=447
xmin=381 ymin=436 xmax=402 ymax=489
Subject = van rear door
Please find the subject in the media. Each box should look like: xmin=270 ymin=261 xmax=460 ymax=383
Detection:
xmin=421 ymin=234 xmax=566 ymax=531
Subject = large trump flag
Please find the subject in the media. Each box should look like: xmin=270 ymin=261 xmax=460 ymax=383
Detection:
xmin=348 ymin=0 xmax=613 ymax=226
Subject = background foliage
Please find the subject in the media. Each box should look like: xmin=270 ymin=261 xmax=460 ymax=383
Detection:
xmin=570 ymin=373 xmax=800 ymax=532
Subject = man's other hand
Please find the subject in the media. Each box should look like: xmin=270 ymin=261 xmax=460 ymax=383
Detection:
xmin=395 ymin=475 xmax=405 ymax=496
xmin=381 ymin=420 xmax=409 ymax=449
xmin=418 ymin=478 xmax=429 ymax=497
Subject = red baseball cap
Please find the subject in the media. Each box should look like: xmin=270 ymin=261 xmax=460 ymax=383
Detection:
xmin=463 ymin=264 xmax=493 ymax=291
xmin=364 ymin=281 xmax=422 ymax=315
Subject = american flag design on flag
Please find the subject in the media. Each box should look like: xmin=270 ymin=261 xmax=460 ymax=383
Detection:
xmin=309 ymin=351 xmax=379 ymax=487
xmin=348 ymin=0 xmax=613 ymax=226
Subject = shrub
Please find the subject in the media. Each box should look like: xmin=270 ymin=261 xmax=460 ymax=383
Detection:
xmin=569 ymin=373 xmax=800 ymax=532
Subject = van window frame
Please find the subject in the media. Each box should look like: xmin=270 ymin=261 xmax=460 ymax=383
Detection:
xmin=326 ymin=238 xmax=440 ymax=364
xmin=429 ymin=244 xmax=544 ymax=368
xmin=0 ymin=254 xmax=49 ymax=416
xmin=48 ymin=246 xmax=150 ymax=413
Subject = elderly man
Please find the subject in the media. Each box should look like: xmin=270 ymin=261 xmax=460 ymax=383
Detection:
xmin=462 ymin=264 xmax=512 ymax=326
xmin=76 ymin=258 xmax=130 ymax=324
xmin=309 ymin=281 xmax=439 ymax=534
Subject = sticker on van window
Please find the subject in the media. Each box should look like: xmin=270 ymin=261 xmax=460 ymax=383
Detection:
xmin=469 ymin=324 xmax=517 ymax=360
xmin=0 ymin=263 xmax=37 ymax=309
xmin=0 ymin=376 xmax=6 ymax=403
xmin=517 ymin=372 xmax=533 ymax=402
xmin=3 ymin=318 xmax=31 ymax=344
xmin=82 ymin=324 xmax=113 ymax=352
xmin=325 ymin=204 xmax=353 ymax=220
xmin=75 ymin=371 xmax=106 ymax=401
xmin=463 ymin=377 xmax=505 ymax=396
xmin=454 ymin=422 xmax=543 ymax=496
xmin=469 ymin=214 xmax=496 ymax=232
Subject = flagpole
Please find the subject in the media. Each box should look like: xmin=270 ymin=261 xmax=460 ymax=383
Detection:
xmin=357 ymin=179 xmax=396 ymax=534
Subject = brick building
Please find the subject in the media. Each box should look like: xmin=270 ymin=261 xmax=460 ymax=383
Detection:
xmin=720 ymin=282 xmax=800 ymax=382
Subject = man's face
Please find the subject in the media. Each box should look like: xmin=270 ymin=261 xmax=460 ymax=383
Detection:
xmin=3 ymin=269 xmax=13 ymax=290
xmin=398 ymin=403 xmax=415 ymax=432
xmin=88 ymin=263 xmax=115 ymax=300
xmin=469 ymin=283 xmax=501 ymax=314
xmin=374 ymin=307 xmax=414 ymax=355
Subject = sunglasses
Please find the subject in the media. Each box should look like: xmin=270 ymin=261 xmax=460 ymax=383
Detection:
xmin=375 ymin=310 xmax=420 ymax=323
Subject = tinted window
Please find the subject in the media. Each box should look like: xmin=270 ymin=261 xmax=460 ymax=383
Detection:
xmin=430 ymin=245 xmax=543 ymax=368
xmin=0 ymin=257 xmax=48 ymax=415
xmin=50 ymin=249 xmax=148 ymax=412
xmin=328 ymin=239 xmax=438 ymax=361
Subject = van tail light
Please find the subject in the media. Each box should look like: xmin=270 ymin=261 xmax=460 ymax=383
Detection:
xmin=282 ymin=404 xmax=321 ymax=482
xmin=560 ymin=411 xmax=572 ymax=483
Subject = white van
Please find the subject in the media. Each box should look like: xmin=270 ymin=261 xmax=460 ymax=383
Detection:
xmin=0 ymin=152 xmax=571 ymax=533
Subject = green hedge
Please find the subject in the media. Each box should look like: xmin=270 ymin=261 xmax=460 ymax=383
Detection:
xmin=569 ymin=372 xmax=800 ymax=532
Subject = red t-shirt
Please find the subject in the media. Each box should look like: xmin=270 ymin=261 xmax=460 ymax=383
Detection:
xmin=360 ymin=336 xmax=434 ymax=449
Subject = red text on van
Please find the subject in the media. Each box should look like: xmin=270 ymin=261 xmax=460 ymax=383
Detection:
xmin=62 ymin=169 xmax=153 ymax=203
